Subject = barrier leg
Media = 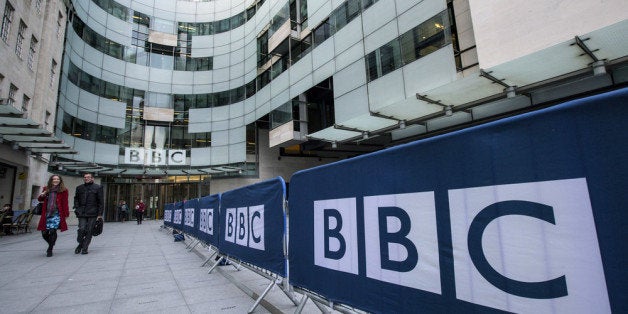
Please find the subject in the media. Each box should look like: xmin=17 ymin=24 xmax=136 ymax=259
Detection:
xmin=207 ymin=256 xmax=223 ymax=274
xmin=231 ymin=259 xmax=241 ymax=271
xmin=279 ymin=281 xmax=299 ymax=306
xmin=185 ymin=239 xmax=197 ymax=249
xmin=311 ymin=299 xmax=332 ymax=314
xmin=247 ymin=279 xmax=276 ymax=314
xmin=187 ymin=240 xmax=200 ymax=251
xmin=200 ymin=251 xmax=217 ymax=267
xmin=295 ymin=294 xmax=309 ymax=314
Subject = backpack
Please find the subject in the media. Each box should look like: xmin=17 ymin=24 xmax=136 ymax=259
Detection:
xmin=173 ymin=233 xmax=185 ymax=242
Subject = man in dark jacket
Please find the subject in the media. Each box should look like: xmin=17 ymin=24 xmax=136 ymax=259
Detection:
xmin=73 ymin=173 xmax=103 ymax=254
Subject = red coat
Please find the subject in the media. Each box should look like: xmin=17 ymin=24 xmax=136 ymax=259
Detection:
xmin=135 ymin=202 xmax=146 ymax=213
xmin=37 ymin=188 xmax=70 ymax=232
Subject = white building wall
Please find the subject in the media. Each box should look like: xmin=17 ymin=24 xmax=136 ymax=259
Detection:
xmin=469 ymin=0 xmax=628 ymax=69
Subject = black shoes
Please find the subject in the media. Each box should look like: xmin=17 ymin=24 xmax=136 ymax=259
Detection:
xmin=46 ymin=248 xmax=53 ymax=257
xmin=76 ymin=245 xmax=88 ymax=254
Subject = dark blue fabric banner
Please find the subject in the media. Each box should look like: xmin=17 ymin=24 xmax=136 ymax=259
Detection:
xmin=219 ymin=177 xmax=287 ymax=277
xmin=183 ymin=198 xmax=199 ymax=237
xmin=289 ymin=88 xmax=628 ymax=313
xmin=172 ymin=201 xmax=184 ymax=232
xmin=163 ymin=203 xmax=174 ymax=228
xmin=197 ymin=194 xmax=221 ymax=247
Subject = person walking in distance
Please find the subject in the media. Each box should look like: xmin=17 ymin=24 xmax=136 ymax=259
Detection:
xmin=134 ymin=199 xmax=146 ymax=224
xmin=118 ymin=200 xmax=128 ymax=222
xmin=37 ymin=175 xmax=70 ymax=257
xmin=73 ymin=173 xmax=103 ymax=254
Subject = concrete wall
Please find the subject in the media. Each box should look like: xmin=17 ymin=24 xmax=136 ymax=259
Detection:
xmin=208 ymin=128 xmax=336 ymax=194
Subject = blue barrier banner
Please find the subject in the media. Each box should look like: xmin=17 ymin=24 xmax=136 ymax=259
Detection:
xmin=197 ymin=194 xmax=221 ymax=247
xmin=289 ymin=88 xmax=628 ymax=313
xmin=219 ymin=177 xmax=287 ymax=277
xmin=163 ymin=203 xmax=174 ymax=227
xmin=172 ymin=201 xmax=184 ymax=232
xmin=183 ymin=198 xmax=199 ymax=237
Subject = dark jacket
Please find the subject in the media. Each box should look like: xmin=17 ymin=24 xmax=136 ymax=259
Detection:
xmin=37 ymin=187 xmax=70 ymax=231
xmin=74 ymin=182 xmax=104 ymax=217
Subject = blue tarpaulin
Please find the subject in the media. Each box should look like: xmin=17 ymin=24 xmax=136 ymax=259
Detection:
xmin=288 ymin=88 xmax=627 ymax=313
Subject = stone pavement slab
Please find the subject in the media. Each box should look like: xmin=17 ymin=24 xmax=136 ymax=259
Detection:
xmin=0 ymin=220 xmax=344 ymax=314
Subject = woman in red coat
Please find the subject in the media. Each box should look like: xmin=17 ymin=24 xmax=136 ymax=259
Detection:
xmin=37 ymin=174 xmax=70 ymax=257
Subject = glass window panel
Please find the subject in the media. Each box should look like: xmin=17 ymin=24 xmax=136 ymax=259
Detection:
xmin=133 ymin=11 xmax=150 ymax=27
xmin=175 ymin=54 xmax=187 ymax=71
xmin=107 ymin=40 xmax=123 ymax=58
xmin=136 ymin=48 xmax=148 ymax=66
xmin=379 ymin=39 xmax=401 ymax=76
xmin=257 ymin=70 xmax=270 ymax=90
xmin=146 ymin=92 xmax=172 ymax=108
xmin=67 ymin=63 xmax=80 ymax=85
xmin=217 ymin=18 xmax=230 ymax=33
xmin=400 ymin=31 xmax=417 ymax=65
xmin=246 ymin=123 xmax=256 ymax=155
xmin=99 ymin=125 xmax=117 ymax=144
xmin=183 ymin=94 xmax=195 ymax=108
xmin=195 ymin=94 xmax=208 ymax=108
xmin=62 ymin=113 xmax=73 ymax=134
xmin=330 ymin=6 xmax=344 ymax=33
xmin=80 ymin=73 xmax=100 ymax=95
xmin=231 ymin=86 xmax=245 ymax=102
xmin=365 ymin=50 xmax=378 ymax=82
xmin=153 ymin=18 xmax=175 ymax=34
xmin=231 ymin=12 xmax=245 ymax=29
xmin=170 ymin=126 xmax=187 ymax=149
xmin=149 ymin=51 xmax=174 ymax=70
xmin=192 ymin=132 xmax=211 ymax=148
xmin=247 ymin=7 xmax=256 ymax=21
xmin=72 ymin=18 xmax=84 ymax=37
xmin=362 ymin=0 xmax=376 ymax=10
xmin=119 ymin=86 xmax=133 ymax=103
xmin=215 ymin=91 xmax=230 ymax=106
xmin=313 ymin=19 xmax=330 ymax=46
xmin=416 ymin=14 xmax=447 ymax=57
xmin=245 ymin=79 xmax=256 ymax=98
xmin=104 ymin=82 xmax=120 ymax=100
xmin=346 ymin=0 xmax=361 ymax=24
xmin=124 ymin=46 xmax=137 ymax=63
xmin=73 ymin=118 xmax=85 ymax=137
xmin=111 ymin=3 xmax=128 ymax=21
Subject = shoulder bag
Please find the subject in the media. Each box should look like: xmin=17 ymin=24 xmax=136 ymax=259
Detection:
xmin=32 ymin=203 xmax=43 ymax=215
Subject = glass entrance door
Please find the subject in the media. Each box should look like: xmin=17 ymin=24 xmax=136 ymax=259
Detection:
xmin=103 ymin=181 xmax=208 ymax=222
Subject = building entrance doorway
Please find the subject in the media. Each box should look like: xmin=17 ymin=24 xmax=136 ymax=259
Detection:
xmin=103 ymin=181 xmax=209 ymax=222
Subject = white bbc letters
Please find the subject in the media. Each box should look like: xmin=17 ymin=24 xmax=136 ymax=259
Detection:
xmin=311 ymin=178 xmax=609 ymax=312
xmin=199 ymin=208 xmax=214 ymax=235
xmin=225 ymin=208 xmax=236 ymax=243
xmin=449 ymin=178 xmax=609 ymax=313
xmin=173 ymin=209 xmax=182 ymax=224
xmin=314 ymin=198 xmax=359 ymax=275
xmin=224 ymin=205 xmax=265 ymax=250
xmin=364 ymin=192 xmax=440 ymax=294
xmin=184 ymin=208 xmax=194 ymax=227
xmin=235 ymin=207 xmax=249 ymax=247
xmin=248 ymin=205 xmax=265 ymax=250
xmin=124 ymin=148 xmax=186 ymax=166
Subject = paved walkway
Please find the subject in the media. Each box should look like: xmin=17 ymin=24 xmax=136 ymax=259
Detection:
xmin=0 ymin=220 xmax=321 ymax=314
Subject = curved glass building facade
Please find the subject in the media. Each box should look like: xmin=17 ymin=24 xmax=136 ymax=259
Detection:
xmin=56 ymin=0 xmax=467 ymax=179
xmin=3 ymin=0 xmax=626 ymax=215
